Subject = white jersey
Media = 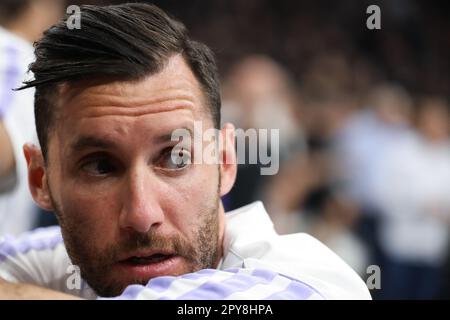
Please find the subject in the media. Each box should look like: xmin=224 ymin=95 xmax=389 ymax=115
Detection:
xmin=0 ymin=26 xmax=38 ymax=236
xmin=0 ymin=202 xmax=371 ymax=299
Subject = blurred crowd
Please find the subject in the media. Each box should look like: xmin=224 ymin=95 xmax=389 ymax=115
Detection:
xmin=1 ymin=0 xmax=450 ymax=299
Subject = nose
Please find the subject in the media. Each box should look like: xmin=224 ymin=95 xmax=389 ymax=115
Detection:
xmin=119 ymin=165 xmax=164 ymax=233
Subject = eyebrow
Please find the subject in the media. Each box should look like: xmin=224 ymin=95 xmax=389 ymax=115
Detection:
xmin=161 ymin=127 xmax=194 ymax=143
xmin=70 ymin=136 xmax=118 ymax=152
xmin=69 ymin=127 xmax=194 ymax=152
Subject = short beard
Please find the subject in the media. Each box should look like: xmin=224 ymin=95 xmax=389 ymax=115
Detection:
xmin=49 ymin=179 xmax=221 ymax=297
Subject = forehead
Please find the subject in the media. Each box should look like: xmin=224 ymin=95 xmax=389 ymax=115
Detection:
xmin=50 ymin=55 xmax=212 ymax=145
xmin=56 ymin=54 xmax=208 ymax=123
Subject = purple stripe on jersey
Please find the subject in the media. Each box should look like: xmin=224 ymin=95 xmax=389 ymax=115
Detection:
xmin=106 ymin=269 xmax=230 ymax=300
xmin=111 ymin=284 xmax=144 ymax=300
xmin=250 ymin=268 xmax=278 ymax=282
xmin=174 ymin=269 xmax=278 ymax=300
xmin=265 ymin=279 xmax=321 ymax=300
xmin=0 ymin=227 xmax=63 ymax=263
xmin=145 ymin=269 xmax=220 ymax=293
xmin=0 ymin=46 xmax=20 ymax=118
xmin=101 ymin=268 xmax=324 ymax=300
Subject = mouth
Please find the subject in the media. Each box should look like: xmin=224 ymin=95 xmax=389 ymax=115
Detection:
xmin=114 ymin=251 xmax=182 ymax=280
xmin=123 ymin=253 xmax=174 ymax=265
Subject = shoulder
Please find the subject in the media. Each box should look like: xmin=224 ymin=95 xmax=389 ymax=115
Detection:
xmin=223 ymin=202 xmax=371 ymax=299
xmin=0 ymin=227 xmax=67 ymax=285
xmin=251 ymin=233 xmax=371 ymax=299
xmin=0 ymin=227 xmax=96 ymax=298
xmin=0 ymin=226 xmax=63 ymax=256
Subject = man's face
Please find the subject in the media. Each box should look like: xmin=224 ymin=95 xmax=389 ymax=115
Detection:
xmin=40 ymin=55 xmax=230 ymax=297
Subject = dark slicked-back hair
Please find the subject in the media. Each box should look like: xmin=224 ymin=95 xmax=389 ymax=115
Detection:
xmin=19 ymin=3 xmax=221 ymax=160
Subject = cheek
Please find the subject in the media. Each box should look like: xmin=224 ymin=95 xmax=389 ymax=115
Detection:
xmin=161 ymin=164 xmax=219 ymax=231
xmin=58 ymin=182 xmax=120 ymax=248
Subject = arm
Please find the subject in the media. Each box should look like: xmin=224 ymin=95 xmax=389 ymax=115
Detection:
xmin=0 ymin=227 xmax=84 ymax=300
xmin=0 ymin=121 xmax=15 ymax=180
xmin=1 ymin=267 xmax=323 ymax=300
xmin=0 ymin=276 xmax=81 ymax=300
xmin=100 ymin=268 xmax=323 ymax=300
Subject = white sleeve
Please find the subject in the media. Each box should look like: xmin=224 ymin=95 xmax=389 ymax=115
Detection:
xmin=0 ymin=227 xmax=97 ymax=299
xmin=101 ymin=267 xmax=324 ymax=300
xmin=0 ymin=227 xmax=67 ymax=286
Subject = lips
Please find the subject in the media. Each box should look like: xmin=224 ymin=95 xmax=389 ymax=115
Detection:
xmin=114 ymin=250 xmax=183 ymax=279
xmin=124 ymin=253 xmax=174 ymax=265
xmin=119 ymin=249 xmax=175 ymax=263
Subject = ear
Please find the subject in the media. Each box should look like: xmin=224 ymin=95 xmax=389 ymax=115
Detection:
xmin=23 ymin=143 xmax=53 ymax=211
xmin=219 ymin=123 xmax=237 ymax=197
